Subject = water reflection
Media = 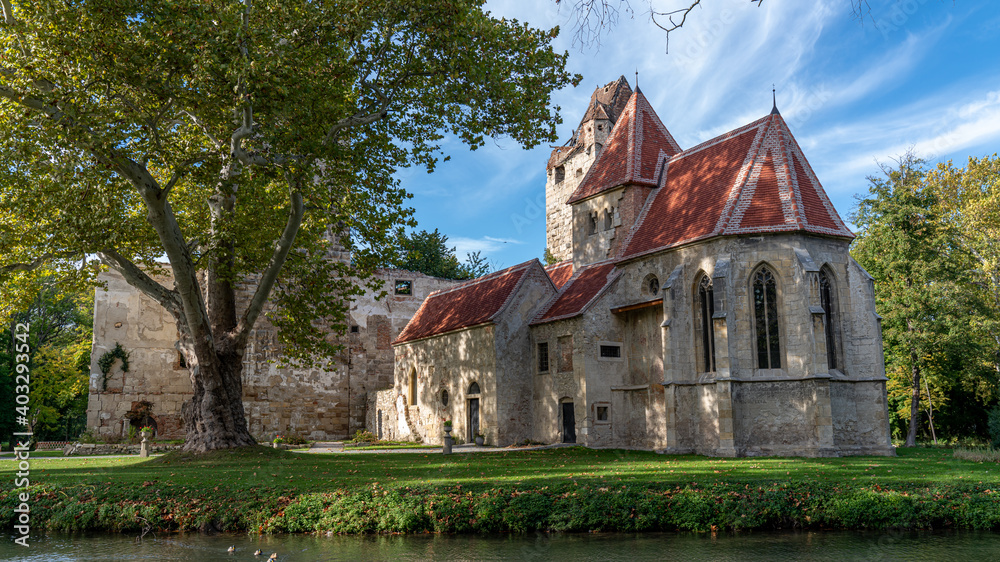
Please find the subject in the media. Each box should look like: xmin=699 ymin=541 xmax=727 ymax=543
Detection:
xmin=2 ymin=530 xmax=999 ymax=561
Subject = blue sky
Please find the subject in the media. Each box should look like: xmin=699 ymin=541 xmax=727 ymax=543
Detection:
xmin=395 ymin=0 xmax=1000 ymax=269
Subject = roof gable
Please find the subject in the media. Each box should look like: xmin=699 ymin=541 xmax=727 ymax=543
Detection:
xmin=532 ymin=261 xmax=619 ymax=324
xmin=621 ymin=113 xmax=853 ymax=260
xmin=567 ymin=90 xmax=682 ymax=204
xmin=394 ymin=260 xmax=540 ymax=345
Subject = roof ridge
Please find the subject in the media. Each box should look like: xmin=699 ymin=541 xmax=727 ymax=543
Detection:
xmin=421 ymin=259 xmax=534 ymax=300
xmin=567 ymin=89 xmax=682 ymax=204
xmin=531 ymin=259 xmax=618 ymax=324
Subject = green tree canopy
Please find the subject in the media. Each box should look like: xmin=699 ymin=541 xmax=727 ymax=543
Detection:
xmin=852 ymin=154 xmax=991 ymax=445
xmin=0 ymin=0 xmax=576 ymax=451
xmin=386 ymin=228 xmax=491 ymax=280
xmin=1 ymin=278 xmax=92 ymax=446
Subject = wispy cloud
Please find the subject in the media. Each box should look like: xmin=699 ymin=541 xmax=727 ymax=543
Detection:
xmin=450 ymin=235 xmax=525 ymax=258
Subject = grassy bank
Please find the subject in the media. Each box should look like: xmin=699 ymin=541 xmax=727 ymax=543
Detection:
xmin=2 ymin=447 xmax=998 ymax=534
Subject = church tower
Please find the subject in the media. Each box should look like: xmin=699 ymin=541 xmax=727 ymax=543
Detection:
xmin=545 ymin=76 xmax=633 ymax=262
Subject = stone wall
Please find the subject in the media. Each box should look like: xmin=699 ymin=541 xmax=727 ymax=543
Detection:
xmin=391 ymin=325 xmax=498 ymax=445
xmin=88 ymin=268 xmax=457 ymax=442
xmin=491 ymin=265 xmax=558 ymax=446
xmin=528 ymin=231 xmax=893 ymax=457
xmin=87 ymin=270 xmax=190 ymax=438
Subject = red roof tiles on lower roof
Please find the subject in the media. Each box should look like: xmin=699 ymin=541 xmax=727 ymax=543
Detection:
xmin=544 ymin=260 xmax=574 ymax=290
xmin=533 ymin=262 xmax=618 ymax=324
xmin=393 ymin=261 xmax=535 ymax=345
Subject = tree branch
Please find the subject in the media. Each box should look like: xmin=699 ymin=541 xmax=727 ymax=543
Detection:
xmin=232 ymin=173 xmax=305 ymax=348
xmin=96 ymin=248 xmax=184 ymax=319
xmin=180 ymin=110 xmax=224 ymax=150
xmin=0 ymin=252 xmax=79 ymax=276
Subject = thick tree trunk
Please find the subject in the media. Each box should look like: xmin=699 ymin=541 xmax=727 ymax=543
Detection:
xmin=905 ymin=345 xmax=921 ymax=447
xmin=181 ymin=345 xmax=257 ymax=452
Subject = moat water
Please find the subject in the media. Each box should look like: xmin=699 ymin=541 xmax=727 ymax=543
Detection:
xmin=2 ymin=530 xmax=1000 ymax=561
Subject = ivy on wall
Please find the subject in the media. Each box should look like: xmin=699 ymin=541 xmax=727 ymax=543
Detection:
xmin=96 ymin=342 xmax=130 ymax=391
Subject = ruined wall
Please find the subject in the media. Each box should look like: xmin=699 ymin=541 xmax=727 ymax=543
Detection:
xmin=391 ymin=325 xmax=498 ymax=445
xmin=88 ymin=268 xmax=456 ymax=441
xmin=87 ymin=270 xmax=190 ymax=438
xmin=546 ymin=122 xmax=613 ymax=262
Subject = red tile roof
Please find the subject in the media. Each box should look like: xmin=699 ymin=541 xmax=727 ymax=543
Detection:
xmin=567 ymin=89 xmax=682 ymax=204
xmin=544 ymin=260 xmax=574 ymax=290
xmin=393 ymin=260 xmax=538 ymax=345
xmin=620 ymin=112 xmax=853 ymax=260
xmin=532 ymin=261 xmax=619 ymax=324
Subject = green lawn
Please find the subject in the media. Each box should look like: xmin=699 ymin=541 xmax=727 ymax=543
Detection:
xmin=2 ymin=446 xmax=993 ymax=493
xmin=3 ymin=446 xmax=998 ymax=534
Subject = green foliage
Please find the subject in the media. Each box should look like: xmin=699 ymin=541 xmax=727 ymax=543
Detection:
xmin=852 ymin=154 xmax=993 ymax=443
xmin=0 ymin=0 xmax=575 ymax=361
xmin=543 ymin=247 xmax=560 ymax=266
xmin=0 ymin=278 xmax=92 ymax=444
xmin=385 ymin=228 xmax=492 ymax=280
xmin=989 ymin=404 xmax=1000 ymax=448
xmin=346 ymin=429 xmax=378 ymax=444
xmin=96 ymin=342 xmax=130 ymax=391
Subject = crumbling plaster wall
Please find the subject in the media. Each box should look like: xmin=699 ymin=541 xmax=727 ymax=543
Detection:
xmin=87 ymin=270 xmax=190 ymax=438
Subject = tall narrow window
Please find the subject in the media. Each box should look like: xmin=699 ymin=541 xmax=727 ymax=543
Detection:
xmin=699 ymin=275 xmax=716 ymax=372
xmin=408 ymin=368 xmax=417 ymax=405
xmin=537 ymin=342 xmax=549 ymax=373
xmin=753 ymin=267 xmax=781 ymax=369
xmin=819 ymin=269 xmax=840 ymax=371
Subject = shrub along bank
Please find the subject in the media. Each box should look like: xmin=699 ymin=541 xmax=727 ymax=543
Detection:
xmin=1 ymin=447 xmax=998 ymax=534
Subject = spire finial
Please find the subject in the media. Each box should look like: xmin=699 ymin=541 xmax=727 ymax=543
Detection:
xmin=634 ymin=69 xmax=641 ymax=94
xmin=770 ymin=84 xmax=780 ymax=115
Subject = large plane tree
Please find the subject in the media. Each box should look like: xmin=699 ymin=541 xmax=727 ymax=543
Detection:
xmin=0 ymin=0 xmax=575 ymax=452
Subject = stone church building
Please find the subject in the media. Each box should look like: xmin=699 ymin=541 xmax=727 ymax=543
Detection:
xmin=88 ymin=76 xmax=893 ymax=457
xmin=373 ymin=77 xmax=895 ymax=457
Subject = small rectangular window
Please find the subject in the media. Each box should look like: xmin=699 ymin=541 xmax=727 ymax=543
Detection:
xmin=350 ymin=325 xmax=360 ymax=333
xmin=394 ymin=280 xmax=412 ymax=295
xmin=596 ymin=406 xmax=609 ymax=422
xmin=537 ymin=342 xmax=549 ymax=373
xmin=599 ymin=344 xmax=621 ymax=358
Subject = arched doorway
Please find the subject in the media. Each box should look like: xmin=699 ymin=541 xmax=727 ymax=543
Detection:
xmin=467 ymin=382 xmax=481 ymax=442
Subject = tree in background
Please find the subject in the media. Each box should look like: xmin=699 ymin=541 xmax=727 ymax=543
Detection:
xmin=386 ymin=229 xmax=491 ymax=281
xmin=0 ymin=0 xmax=575 ymax=451
xmin=853 ymin=154 xmax=990 ymax=446
xmin=0 ymin=279 xmax=92 ymax=447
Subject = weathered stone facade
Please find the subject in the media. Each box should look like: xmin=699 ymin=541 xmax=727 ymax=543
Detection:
xmin=88 ymin=268 xmax=458 ymax=440
xmin=379 ymin=76 xmax=894 ymax=457
xmin=375 ymin=261 xmax=556 ymax=446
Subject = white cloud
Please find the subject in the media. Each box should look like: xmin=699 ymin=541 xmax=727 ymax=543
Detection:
xmin=450 ymin=235 xmax=524 ymax=258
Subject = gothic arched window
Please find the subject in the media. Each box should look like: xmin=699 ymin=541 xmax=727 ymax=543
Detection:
xmin=699 ymin=275 xmax=717 ymax=372
xmin=752 ymin=267 xmax=781 ymax=369
xmin=819 ymin=268 xmax=840 ymax=371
